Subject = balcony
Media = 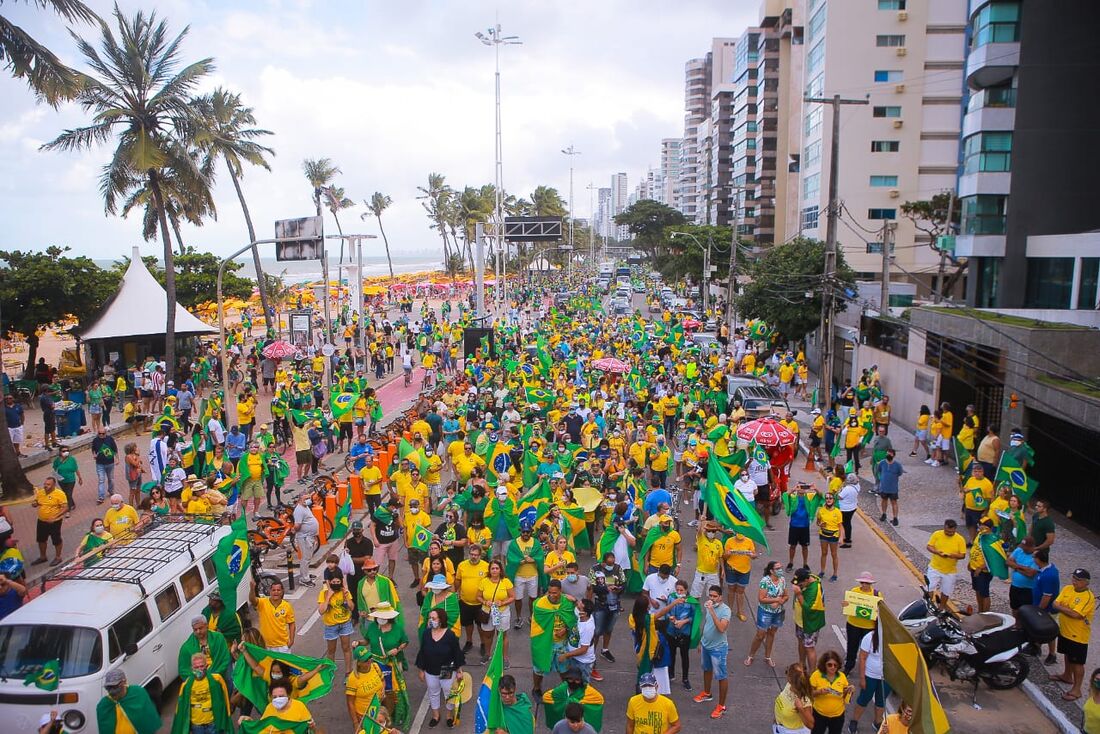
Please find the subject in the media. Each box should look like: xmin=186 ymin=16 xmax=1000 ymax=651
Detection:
xmin=962 ymin=105 xmax=1016 ymax=138
xmin=954 ymin=234 xmax=1006 ymax=257
xmin=966 ymin=40 xmax=1019 ymax=89
xmin=959 ymin=170 xmax=1011 ymax=197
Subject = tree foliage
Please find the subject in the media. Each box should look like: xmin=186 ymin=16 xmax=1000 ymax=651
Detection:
xmin=0 ymin=246 xmax=119 ymax=377
xmin=735 ymin=237 xmax=855 ymax=342
xmin=900 ymin=192 xmax=960 ymax=248
xmin=1 ymin=0 xmax=97 ymax=107
xmin=614 ymin=199 xmax=686 ymax=257
xmin=112 ymin=248 xmax=252 ymax=309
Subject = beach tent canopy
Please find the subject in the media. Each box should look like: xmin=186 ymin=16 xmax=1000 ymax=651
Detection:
xmin=79 ymin=246 xmax=217 ymax=341
xmin=527 ymin=257 xmax=560 ymax=272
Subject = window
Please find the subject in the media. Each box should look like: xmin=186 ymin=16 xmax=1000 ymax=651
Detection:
xmin=802 ymin=205 xmax=820 ymax=229
xmin=803 ymin=173 xmax=820 ymax=200
xmin=109 ymin=604 xmax=154 ymax=660
xmin=868 ymin=208 xmax=897 ymax=219
xmin=871 ymin=140 xmax=900 ymax=152
xmin=155 ymin=585 xmax=181 ymax=621
xmin=1079 ymin=258 xmax=1099 ymax=310
xmin=804 ymin=106 xmax=823 ymax=137
xmin=876 ymin=34 xmax=906 ymax=47
xmin=202 ymin=556 xmax=217 ymax=584
xmin=1026 ymin=258 xmax=1075 ymax=309
xmin=807 ymin=6 xmax=827 ymax=46
xmin=962 ymin=132 xmax=1012 ymax=174
xmin=873 ymin=106 xmax=902 ymax=118
xmin=0 ymin=625 xmax=104 ymax=678
xmin=971 ymin=1 xmax=1021 ymax=48
xmin=879 ymin=0 xmax=906 ymax=8
xmin=807 ymin=41 xmax=826 ymax=76
xmin=960 ymin=195 xmax=1008 ymax=235
xmin=873 ymin=70 xmax=903 ymax=83
xmin=804 ymin=140 xmax=822 ymax=168
xmin=805 ymin=73 xmax=824 ymax=100
xmin=180 ymin=566 xmax=205 ymax=601
xmin=869 ymin=175 xmax=898 ymax=187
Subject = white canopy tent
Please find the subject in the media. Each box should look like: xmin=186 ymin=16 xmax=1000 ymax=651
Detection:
xmin=527 ymin=257 xmax=561 ymax=272
xmin=80 ymin=246 xmax=217 ymax=341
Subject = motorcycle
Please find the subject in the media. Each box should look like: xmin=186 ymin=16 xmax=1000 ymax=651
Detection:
xmin=898 ymin=586 xmax=1015 ymax=637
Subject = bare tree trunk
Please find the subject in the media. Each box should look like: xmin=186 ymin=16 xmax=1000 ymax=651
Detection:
xmin=170 ymin=214 xmax=186 ymax=255
xmin=22 ymin=334 xmax=39 ymax=381
xmin=333 ymin=212 xmax=345 ymax=266
xmin=228 ymin=164 xmax=273 ymax=332
xmin=0 ymin=402 xmax=32 ymax=497
xmin=376 ymin=215 xmax=395 ymax=279
xmin=150 ymin=172 xmax=177 ymax=383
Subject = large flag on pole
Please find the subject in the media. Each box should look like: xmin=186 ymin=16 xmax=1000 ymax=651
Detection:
xmin=995 ymin=453 xmax=1038 ymax=503
xmin=704 ymin=454 xmax=768 ymax=548
xmin=475 ymin=631 xmax=505 ymax=733
xmin=213 ymin=515 xmax=250 ymax=612
xmin=879 ymin=601 xmax=952 ymax=734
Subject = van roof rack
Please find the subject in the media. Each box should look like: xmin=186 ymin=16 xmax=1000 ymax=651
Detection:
xmin=39 ymin=515 xmax=224 ymax=596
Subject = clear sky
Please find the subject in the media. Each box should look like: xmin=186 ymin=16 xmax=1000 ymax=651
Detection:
xmin=0 ymin=0 xmax=757 ymax=261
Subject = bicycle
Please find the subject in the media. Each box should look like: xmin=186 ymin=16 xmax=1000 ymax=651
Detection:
xmin=247 ymin=504 xmax=296 ymax=549
xmin=343 ymin=438 xmax=386 ymax=474
xmin=249 ymin=540 xmax=283 ymax=598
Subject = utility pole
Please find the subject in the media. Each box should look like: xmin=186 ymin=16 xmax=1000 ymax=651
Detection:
xmin=725 ymin=184 xmax=747 ymax=330
xmin=934 ymin=189 xmax=956 ymax=303
xmin=703 ymin=233 xmax=712 ymax=312
xmin=587 ymin=182 xmax=597 ymax=270
xmin=561 ymin=145 xmax=581 ymax=255
xmin=880 ymin=221 xmax=895 ymax=314
xmin=475 ymin=221 xmax=486 ymax=318
xmin=804 ymin=93 xmax=868 ymax=408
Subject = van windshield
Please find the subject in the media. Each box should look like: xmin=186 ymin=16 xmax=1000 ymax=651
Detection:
xmin=0 ymin=625 xmax=102 ymax=678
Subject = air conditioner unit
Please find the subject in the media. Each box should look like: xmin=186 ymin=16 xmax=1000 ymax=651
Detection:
xmin=897 ymin=10 xmax=908 ymax=21
xmin=894 ymin=83 xmax=906 ymax=93
xmin=892 ymin=119 xmax=904 ymax=128
xmin=889 ymin=189 xmax=900 ymax=199
xmin=896 ymin=46 xmax=908 ymax=57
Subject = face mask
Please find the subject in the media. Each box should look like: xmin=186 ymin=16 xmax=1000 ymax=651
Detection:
xmin=304 ymin=499 xmax=312 ymax=507
xmin=410 ymin=507 xmax=420 ymax=514
xmin=272 ymin=696 xmax=289 ymax=710
xmin=192 ymin=668 xmax=206 ymax=680
xmin=61 ymin=452 xmax=70 ymax=458
xmin=706 ymin=531 xmax=717 ymax=539
xmin=111 ymin=503 xmax=121 ymax=511
xmin=1010 ymin=439 xmax=1021 ymax=446
xmin=1093 ymin=678 xmax=1100 ymax=690
xmin=94 ymin=525 xmax=105 ymax=534
xmin=428 ymin=619 xmax=440 ymax=630
xmin=641 ymin=686 xmax=658 ymax=700
xmin=566 ymin=574 xmax=578 ymax=583
xmin=270 ymin=672 xmax=284 ymax=681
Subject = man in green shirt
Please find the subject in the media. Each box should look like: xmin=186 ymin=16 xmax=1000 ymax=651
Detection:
xmin=1030 ymin=499 xmax=1056 ymax=552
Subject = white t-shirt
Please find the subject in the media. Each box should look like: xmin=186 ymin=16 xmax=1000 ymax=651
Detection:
xmin=734 ymin=477 xmax=758 ymax=503
xmin=859 ymin=631 xmax=883 ymax=680
xmin=293 ymin=503 xmax=320 ymax=537
xmin=642 ymin=573 xmax=678 ymax=606
xmin=749 ymin=460 xmax=769 ymax=486
xmin=572 ymin=616 xmax=596 ymax=664
xmin=837 ymin=483 xmax=860 ymax=512
xmin=206 ymin=418 xmax=226 ymax=446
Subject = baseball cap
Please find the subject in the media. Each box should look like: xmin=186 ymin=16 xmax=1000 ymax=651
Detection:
xmin=105 ymin=669 xmax=126 ymax=687
xmin=1072 ymin=568 xmax=1091 ymax=580
xmin=351 ymin=520 xmax=364 ymax=530
xmin=638 ymin=672 xmax=657 ymax=687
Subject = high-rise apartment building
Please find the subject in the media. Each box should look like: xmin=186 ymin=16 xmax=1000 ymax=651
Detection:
xmin=609 ymin=173 xmax=630 ymax=241
xmin=679 ymin=57 xmax=710 ymax=222
xmin=726 ymin=29 xmax=761 ymax=232
xmin=796 ymin=0 xmax=966 ymax=283
xmin=956 ymin=0 xmax=1100 ymax=309
xmin=658 ymin=138 xmax=682 ymax=209
xmin=595 ymin=187 xmax=612 ymax=241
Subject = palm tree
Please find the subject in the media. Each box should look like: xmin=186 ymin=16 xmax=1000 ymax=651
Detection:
xmin=322 ymin=184 xmax=354 ymax=264
xmin=302 ymin=157 xmax=339 ymax=217
xmin=1 ymin=0 xmax=97 ymax=106
xmin=363 ymin=192 xmax=394 ymax=278
xmin=418 ymin=173 xmax=455 ymax=272
xmin=118 ymin=150 xmax=216 ymax=254
xmin=42 ymin=6 xmax=214 ymax=383
xmin=193 ymin=87 xmax=276 ymax=328
xmin=530 ymin=185 xmax=567 ymax=217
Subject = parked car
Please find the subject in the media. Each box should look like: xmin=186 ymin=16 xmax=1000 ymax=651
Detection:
xmin=726 ymin=374 xmax=764 ymax=395
xmin=732 ymin=384 xmax=791 ymax=419
xmin=690 ymin=332 xmax=720 ymax=350
xmin=632 ymin=282 xmax=646 ymax=294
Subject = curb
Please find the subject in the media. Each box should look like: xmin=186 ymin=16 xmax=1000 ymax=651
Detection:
xmin=1021 ymin=680 xmax=1080 ymax=734
xmin=854 ymin=506 xmax=927 ymax=584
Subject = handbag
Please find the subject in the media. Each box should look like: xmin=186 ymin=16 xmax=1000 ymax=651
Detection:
xmin=438 ymin=663 xmax=455 ymax=680
xmin=478 ymin=579 xmax=502 ymax=625
xmin=338 ymin=549 xmax=355 ymax=575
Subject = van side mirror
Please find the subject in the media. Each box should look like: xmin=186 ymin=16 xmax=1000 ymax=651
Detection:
xmin=124 ymin=643 xmax=139 ymax=657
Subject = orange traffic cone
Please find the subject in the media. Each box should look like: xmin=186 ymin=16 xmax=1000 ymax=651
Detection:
xmin=804 ymin=449 xmax=816 ymax=471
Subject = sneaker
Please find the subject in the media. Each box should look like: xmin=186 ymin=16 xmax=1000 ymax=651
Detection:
xmin=480 ymin=643 xmax=487 ymax=657
xmin=514 ymin=617 xmax=523 ymax=630
xmin=682 ymin=678 xmax=692 ymax=690
xmin=601 ymin=649 xmax=616 ymax=663
xmin=924 ymin=458 xmax=934 ymax=465
xmin=688 ymin=520 xmax=698 ymax=527
xmin=590 ymin=670 xmax=604 ymax=682
xmin=710 ymin=705 xmax=727 ymax=719
xmin=830 ymin=575 xmax=838 ymax=582
xmin=891 ymin=518 xmax=899 ymax=527
xmin=409 ymin=580 xmax=419 ymax=588
xmin=1044 ymin=653 xmax=1058 ymax=665
xmin=908 ymin=451 xmax=917 ymax=457
xmin=930 ymin=461 xmax=941 ymax=467
xmin=848 ymin=721 xmax=859 ymax=734
xmin=785 ymin=563 xmax=794 ymax=571
xmin=879 ymin=513 xmax=887 ymax=521
xmin=462 ymin=640 xmax=473 ymax=653
xmin=693 ymin=691 xmax=714 ymax=703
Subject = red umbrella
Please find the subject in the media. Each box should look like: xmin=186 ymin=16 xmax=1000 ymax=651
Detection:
xmin=736 ymin=416 xmax=797 ymax=447
xmin=682 ymin=318 xmax=703 ymax=330
xmin=262 ymin=340 xmax=298 ymax=360
xmin=591 ymin=357 xmax=630 ymax=373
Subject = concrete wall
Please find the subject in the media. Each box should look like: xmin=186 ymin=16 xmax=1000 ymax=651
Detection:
xmin=855 ymin=342 xmax=940 ymax=433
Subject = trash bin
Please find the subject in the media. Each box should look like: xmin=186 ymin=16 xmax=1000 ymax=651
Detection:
xmin=54 ymin=403 xmax=86 ymax=438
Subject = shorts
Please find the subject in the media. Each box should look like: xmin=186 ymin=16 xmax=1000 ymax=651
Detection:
xmin=481 ymin=606 xmax=511 ymax=632
xmin=925 ymin=568 xmax=958 ymax=597
xmin=36 ymin=519 xmax=62 ymax=545
xmin=964 ymin=508 xmax=985 ymax=528
xmin=374 ymin=541 xmax=400 ymax=565
xmin=570 ymin=659 xmax=594 ymax=683
xmin=855 ymin=676 xmax=891 ymax=708
xmin=513 ymin=575 xmax=539 ymax=600
xmin=323 ymin=620 xmax=354 ymax=640
xmin=459 ymin=601 xmax=481 ymax=628
xmin=592 ymin=608 xmax=619 ymax=637
xmin=971 ymin=569 xmax=992 ymax=598
xmin=700 ymin=643 xmax=729 ymax=680
xmin=1008 ymin=585 xmax=1033 ymax=610
xmin=239 ymin=478 xmax=264 ymax=500
xmin=141 ymin=389 xmax=154 ymax=399
xmin=795 ymin=625 xmax=818 ymax=648
xmin=936 ymin=436 xmax=952 ymax=451
xmin=819 ymin=533 xmax=839 ymax=544
xmin=295 ymin=449 xmax=311 ymax=466
xmin=754 ymin=484 xmax=771 ymax=504
xmin=263 ymin=377 xmax=275 ymax=386
xmin=914 ymin=429 xmax=928 ymax=442
xmin=1058 ymin=635 xmax=1088 ymax=665
xmin=756 ymin=607 xmax=785 ymax=630
xmin=339 ymin=423 xmax=353 ymax=440
xmin=690 ymin=572 xmax=717 ymax=598
xmin=788 ymin=525 xmax=810 ymax=548
xmin=406 ymin=547 xmax=426 ymax=568
xmin=165 ymin=486 xmax=183 ymax=500
xmin=724 ymin=568 xmax=751 ymax=587
xmin=810 ymin=434 xmax=821 ymax=449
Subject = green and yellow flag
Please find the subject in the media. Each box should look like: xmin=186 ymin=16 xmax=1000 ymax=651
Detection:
xmin=213 ymin=515 xmax=250 ymax=614
xmin=240 ymin=717 xmax=311 ymax=734
xmin=954 ymin=438 xmax=973 ymax=480
xmin=233 ymin=643 xmax=337 ymax=711
xmin=995 ymin=453 xmax=1038 ymax=503
xmin=978 ymin=533 xmax=1009 ymax=580
xmin=880 ymin=601 xmax=952 ymax=734
xmin=530 ymin=595 xmax=576 ymax=673
xmin=23 ymin=659 xmax=60 ymax=691
xmin=329 ymin=494 xmax=352 ymax=540
xmin=410 ymin=524 xmax=434 ymax=553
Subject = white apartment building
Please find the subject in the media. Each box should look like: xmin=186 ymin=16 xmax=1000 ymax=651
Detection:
xmin=610 ymin=172 xmax=630 ymax=241
xmin=595 ymin=187 xmax=612 ymax=241
xmin=679 ymin=57 xmax=709 ymax=222
xmin=796 ymin=0 xmax=966 ymax=281
xmin=659 ymin=138 xmax=682 ymax=209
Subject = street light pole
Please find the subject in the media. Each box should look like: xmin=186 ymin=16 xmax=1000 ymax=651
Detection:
xmin=561 ymin=145 xmax=581 ymax=256
xmin=725 ymin=184 xmax=747 ymax=329
xmin=587 ymin=182 xmax=597 ymax=270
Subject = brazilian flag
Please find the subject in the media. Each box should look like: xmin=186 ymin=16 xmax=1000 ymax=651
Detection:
xmin=330 ymin=390 xmax=359 ymax=420
xmin=23 ymin=659 xmax=60 ymax=691
xmin=213 ymin=515 xmax=250 ymax=612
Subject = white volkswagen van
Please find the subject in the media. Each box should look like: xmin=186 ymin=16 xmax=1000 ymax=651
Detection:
xmin=0 ymin=518 xmax=250 ymax=733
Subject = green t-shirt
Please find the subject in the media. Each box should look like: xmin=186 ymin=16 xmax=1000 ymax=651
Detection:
xmin=1030 ymin=515 xmax=1055 ymax=547
xmin=53 ymin=455 xmax=79 ymax=484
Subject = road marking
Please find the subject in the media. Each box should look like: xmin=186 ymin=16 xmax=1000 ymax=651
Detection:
xmin=297 ymin=608 xmax=321 ymax=636
xmin=409 ymin=689 xmax=431 ymax=733
xmin=831 ymin=623 xmax=846 ymax=646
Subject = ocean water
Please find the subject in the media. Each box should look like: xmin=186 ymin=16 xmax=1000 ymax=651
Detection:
xmin=94 ymin=255 xmax=444 ymax=285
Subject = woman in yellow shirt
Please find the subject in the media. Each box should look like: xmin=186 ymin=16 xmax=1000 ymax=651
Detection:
xmin=842 ymin=417 xmax=865 ymax=474
xmin=544 ymin=535 xmax=575 ymax=581
xmin=909 ymin=405 xmax=931 ymax=461
xmin=816 ymin=494 xmax=843 ymax=581
xmin=809 ymin=650 xmax=853 ymax=732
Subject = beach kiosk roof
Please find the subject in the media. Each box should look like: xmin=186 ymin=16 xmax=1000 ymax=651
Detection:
xmin=80 ymin=247 xmax=217 ymax=341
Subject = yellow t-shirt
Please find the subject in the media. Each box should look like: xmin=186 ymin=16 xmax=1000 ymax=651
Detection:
xmin=345 ymin=664 xmax=384 ymax=719
xmin=844 ymin=426 xmax=865 ymax=449
xmin=260 ymin=698 xmax=312 ymax=725
xmin=237 ymin=398 xmax=255 ymax=425
xmin=452 ymin=453 xmax=483 ymax=483
xmin=188 ymin=675 xmax=214 ymax=725
xmin=391 ymin=470 xmax=413 ymax=499
xmin=812 ymin=415 xmax=825 ymax=438
xmin=311 ymin=356 xmax=325 ymax=374
xmin=986 ymin=497 xmax=1009 ymax=526
xmin=940 ymin=411 xmax=954 ymax=439
xmin=35 ymin=487 xmax=67 ymax=523
xmin=359 ymin=465 xmax=383 ymax=496
xmin=649 ymin=446 xmax=671 ymax=472
xmin=968 ymin=537 xmax=988 ymax=572
xmin=545 ymin=550 xmax=576 ymax=581
xmin=724 ymin=534 xmax=756 ymax=573
xmin=779 ymin=364 xmax=794 ymax=383
xmin=104 ymin=505 xmax=139 ymax=536
xmin=962 ymin=477 xmax=994 ymax=511
xmin=647 ymin=530 xmax=681 ymax=568
xmin=817 ymin=507 xmax=843 ymax=537
xmin=880 ymin=712 xmax=912 ymax=734
xmin=403 ymin=510 xmax=431 ymax=547
xmin=404 ymin=482 xmax=430 ymax=508
xmin=916 ymin=414 xmax=930 ymax=431
xmin=319 ymin=588 xmax=353 ymax=626
xmin=257 ymin=597 xmax=295 ymax=649
xmin=845 ymin=586 xmax=882 ymax=630
xmin=513 ymin=537 xmax=539 ymax=579
xmin=628 ymin=441 xmax=649 ymax=468
xmin=425 ymin=454 xmax=443 ymax=485
xmin=927 ymin=530 xmax=967 ymax=574
xmin=478 ymin=576 xmax=514 ymax=608
xmin=696 ymin=535 xmax=723 ymax=575
xmin=456 ymin=559 xmax=489 ymax=605
xmin=625 ymin=694 xmax=679 ymax=734
xmin=246 ymin=452 xmax=264 ymax=480
xmin=1054 ymin=585 xmax=1096 ymax=644
xmin=467 ymin=526 xmax=492 ymax=554
xmin=187 ymin=496 xmax=212 ymax=515
xmin=809 ymin=670 xmax=849 ymax=718
xmin=774 ymin=683 xmax=811 ymax=730
xmin=411 ymin=419 xmax=431 ymax=441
